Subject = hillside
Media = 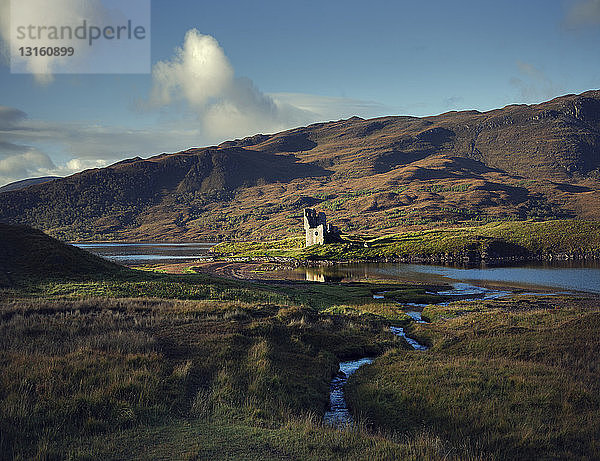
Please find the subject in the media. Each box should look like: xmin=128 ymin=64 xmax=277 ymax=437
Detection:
xmin=0 ymin=176 xmax=61 ymax=193
xmin=1 ymin=91 xmax=600 ymax=241
xmin=0 ymin=223 xmax=120 ymax=285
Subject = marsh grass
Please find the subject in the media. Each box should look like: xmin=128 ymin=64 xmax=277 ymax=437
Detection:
xmin=0 ymin=296 xmax=410 ymax=460
xmin=323 ymin=303 xmax=413 ymax=324
xmin=45 ymin=416 xmax=489 ymax=461
xmin=0 ymin=228 xmax=458 ymax=314
xmin=382 ymin=289 xmax=446 ymax=304
xmin=9 ymin=268 xmax=438 ymax=312
xmin=347 ymin=296 xmax=600 ymax=460
xmin=3 ymin=244 xmax=599 ymax=460
xmin=28 ymin=276 xmax=292 ymax=306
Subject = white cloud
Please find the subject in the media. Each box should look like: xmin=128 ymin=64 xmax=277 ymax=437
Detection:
xmin=0 ymin=106 xmax=27 ymax=128
xmin=149 ymin=29 xmax=316 ymax=141
xmin=150 ymin=32 xmax=234 ymax=108
xmin=149 ymin=29 xmax=391 ymax=142
xmin=269 ymin=92 xmax=391 ymax=121
xmin=0 ymin=150 xmax=108 ymax=186
xmin=0 ymin=106 xmax=54 ymax=184
xmin=61 ymin=158 xmax=107 ymax=172
xmin=0 ymin=149 xmax=55 ymax=185
xmin=0 ymin=0 xmax=110 ymax=84
xmin=0 ymin=0 xmax=149 ymax=83
xmin=0 ymin=90 xmax=389 ymax=187
xmin=0 ymin=28 xmax=390 ymax=186
xmin=1 ymin=111 xmax=202 ymax=159
xmin=0 ymin=104 xmax=206 ymax=186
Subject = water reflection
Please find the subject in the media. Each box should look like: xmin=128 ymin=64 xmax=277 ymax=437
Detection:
xmin=74 ymin=242 xmax=216 ymax=264
xmin=76 ymin=243 xmax=600 ymax=293
xmin=294 ymin=262 xmax=600 ymax=294
xmin=304 ymin=268 xmax=344 ymax=282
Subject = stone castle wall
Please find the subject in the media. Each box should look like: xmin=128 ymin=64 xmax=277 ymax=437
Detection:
xmin=303 ymin=208 xmax=340 ymax=246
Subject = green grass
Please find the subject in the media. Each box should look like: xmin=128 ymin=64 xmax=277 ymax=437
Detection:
xmin=212 ymin=219 xmax=600 ymax=261
xmin=3 ymin=270 xmax=600 ymax=459
xmin=322 ymin=303 xmax=413 ymax=324
xmin=0 ymin=258 xmax=489 ymax=461
xmin=346 ymin=296 xmax=600 ymax=460
xmin=0 ymin=296 xmax=415 ymax=460
xmin=53 ymin=417 xmax=487 ymax=461
xmin=382 ymin=288 xmax=446 ymax=304
xmin=210 ymin=236 xmax=304 ymax=258
xmin=8 ymin=265 xmax=454 ymax=313
xmin=421 ymin=300 xmax=488 ymax=322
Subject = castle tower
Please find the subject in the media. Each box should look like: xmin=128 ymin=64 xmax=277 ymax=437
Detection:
xmin=303 ymin=208 xmax=340 ymax=246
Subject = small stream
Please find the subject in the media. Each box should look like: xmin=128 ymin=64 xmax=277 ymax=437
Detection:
xmin=324 ymin=326 xmax=429 ymax=427
xmin=323 ymin=281 xmax=569 ymax=427
xmin=436 ymin=282 xmax=511 ymax=301
xmin=389 ymin=326 xmax=428 ymax=351
xmin=323 ymin=358 xmax=374 ymax=426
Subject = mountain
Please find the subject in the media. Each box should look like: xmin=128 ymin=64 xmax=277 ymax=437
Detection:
xmin=0 ymin=176 xmax=61 ymax=193
xmin=1 ymin=91 xmax=600 ymax=241
xmin=0 ymin=223 xmax=120 ymax=286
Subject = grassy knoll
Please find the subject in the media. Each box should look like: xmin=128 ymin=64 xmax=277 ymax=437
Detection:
xmin=0 ymin=223 xmax=120 ymax=286
xmin=346 ymin=296 xmax=600 ymax=460
xmin=212 ymin=219 xmax=600 ymax=261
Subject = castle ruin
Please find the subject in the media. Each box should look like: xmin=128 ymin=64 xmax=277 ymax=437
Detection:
xmin=303 ymin=208 xmax=341 ymax=246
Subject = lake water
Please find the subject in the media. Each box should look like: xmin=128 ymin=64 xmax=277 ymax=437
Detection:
xmin=290 ymin=262 xmax=600 ymax=294
xmin=75 ymin=243 xmax=600 ymax=294
xmin=74 ymin=242 xmax=216 ymax=264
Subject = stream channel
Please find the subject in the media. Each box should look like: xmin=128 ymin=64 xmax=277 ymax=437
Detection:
xmin=322 ymin=281 xmax=558 ymax=427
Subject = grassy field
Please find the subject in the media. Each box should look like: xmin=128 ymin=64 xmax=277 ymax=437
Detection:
xmin=3 ymin=261 xmax=600 ymax=460
xmin=212 ymin=219 xmax=600 ymax=261
xmin=8 ymin=266 xmax=452 ymax=312
xmin=2 ymin=232 xmax=484 ymax=461
xmin=1 ymin=291 xmax=491 ymax=460
xmin=346 ymin=296 xmax=600 ymax=460
xmin=3 ymin=223 xmax=600 ymax=459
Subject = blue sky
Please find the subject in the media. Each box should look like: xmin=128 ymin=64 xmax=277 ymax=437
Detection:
xmin=0 ymin=0 xmax=599 ymax=186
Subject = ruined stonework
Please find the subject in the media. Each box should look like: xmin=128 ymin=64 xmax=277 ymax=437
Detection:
xmin=303 ymin=208 xmax=340 ymax=246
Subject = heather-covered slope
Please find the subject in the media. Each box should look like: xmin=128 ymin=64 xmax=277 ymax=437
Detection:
xmin=1 ymin=91 xmax=600 ymax=241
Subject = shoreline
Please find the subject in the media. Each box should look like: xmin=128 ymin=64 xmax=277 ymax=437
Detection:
xmin=206 ymin=251 xmax=600 ymax=266
xmin=129 ymin=259 xmax=599 ymax=296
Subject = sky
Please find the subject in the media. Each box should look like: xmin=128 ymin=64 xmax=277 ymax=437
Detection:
xmin=0 ymin=0 xmax=599 ymax=186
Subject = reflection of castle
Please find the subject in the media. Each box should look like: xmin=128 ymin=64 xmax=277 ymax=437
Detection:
xmin=303 ymin=208 xmax=341 ymax=246
xmin=305 ymin=270 xmax=326 ymax=283
xmin=304 ymin=267 xmax=343 ymax=283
